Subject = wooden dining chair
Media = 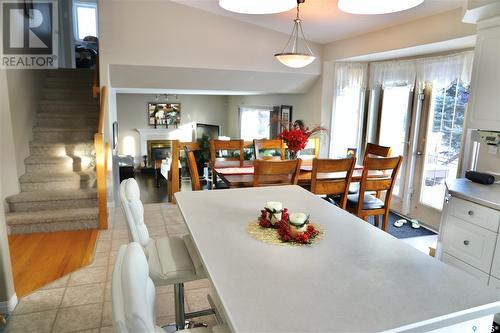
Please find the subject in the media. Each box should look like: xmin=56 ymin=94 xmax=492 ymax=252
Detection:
xmin=253 ymin=139 xmax=285 ymax=160
xmin=184 ymin=146 xmax=201 ymax=191
xmin=310 ymin=157 xmax=357 ymax=209
xmin=209 ymin=139 xmax=244 ymax=167
xmin=253 ymin=159 xmax=302 ymax=187
xmin=346 ymin=156 xmax=402 ymax=231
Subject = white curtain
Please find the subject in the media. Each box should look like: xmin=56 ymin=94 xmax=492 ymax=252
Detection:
xmin=368 ymin=51 xmax=474 ymax=89
xmin=334 ymin=62 xmax=368 ymax=93
xmin=330 ymin=62 xmax=368 ymax=158
xmin=417 ymin=51 xmax=474 ymax=89
xmin=369 ymin=60 xmax=416 ymax=89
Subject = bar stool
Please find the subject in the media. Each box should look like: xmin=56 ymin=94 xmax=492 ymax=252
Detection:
xmin=112 ymin=242 xmax=229 ymax=333
xmin=120 ymin=178 xmax=215 ymax=330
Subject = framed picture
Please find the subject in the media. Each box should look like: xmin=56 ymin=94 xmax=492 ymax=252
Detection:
xmin=112 ymin=121 xmax=118 ymax=150
xmin=280 ymin=105 xmax=293 ymax=129
xmin=148 ymin=102 xmax=181 ymax=127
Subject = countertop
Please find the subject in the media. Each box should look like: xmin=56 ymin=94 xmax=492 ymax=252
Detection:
xmin=446 ymin=178 xmax=500 ymax=211
xmin=176 ymin=185 xmax=500 ymax=333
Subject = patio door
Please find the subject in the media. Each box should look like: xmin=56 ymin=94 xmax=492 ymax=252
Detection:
xmin=377 ymin=85 xmax=414 ymax=211
xmin=409 ymin=80 xmax=469 ymax=230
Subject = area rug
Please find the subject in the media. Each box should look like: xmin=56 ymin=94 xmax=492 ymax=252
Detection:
xmin=367 ymin=213 xmax=437 ymax=239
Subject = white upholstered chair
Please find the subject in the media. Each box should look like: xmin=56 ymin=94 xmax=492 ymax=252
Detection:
xmin=120 ymin=178 xmax=212 ymax=330
xmin=112 ymin=242 xmax=229 ymax=333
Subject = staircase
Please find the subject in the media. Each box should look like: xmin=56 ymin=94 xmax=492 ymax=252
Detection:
xmin=5 ymin=69 xmax=100 ymax=234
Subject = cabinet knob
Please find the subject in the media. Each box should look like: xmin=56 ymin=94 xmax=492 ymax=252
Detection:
xmin=464 ymin=240 xmax=470 ymax=246
xmin=468 ymin=210 xmax=474 ymax=216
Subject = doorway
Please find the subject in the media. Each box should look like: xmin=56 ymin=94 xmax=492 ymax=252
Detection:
xmin=375 ymin=79 xmax=469 ymax=230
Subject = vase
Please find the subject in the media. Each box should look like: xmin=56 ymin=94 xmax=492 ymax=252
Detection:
xmin=288 ymin=151 xmax=298 ymax=160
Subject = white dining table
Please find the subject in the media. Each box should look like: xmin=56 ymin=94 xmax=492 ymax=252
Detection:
xmin=175 ymin=185 xmax=500 ymax=333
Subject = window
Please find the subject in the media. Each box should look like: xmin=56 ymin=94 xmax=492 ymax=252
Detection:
xmin=330 ymin=86 xmax=365 ymax=158
xmin=329 ymin=63 xmax=367 ymax=159
xmin=74 ymin=2 xmax=98 ymax=41
xmin=239 ymin=107 xmax=272 ymax=141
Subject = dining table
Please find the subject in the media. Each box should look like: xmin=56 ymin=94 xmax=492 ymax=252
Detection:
xmin=175 ymin=185 xmax=500 ymax=333
xmin=212 ymin=159 xmax=368 ymax=188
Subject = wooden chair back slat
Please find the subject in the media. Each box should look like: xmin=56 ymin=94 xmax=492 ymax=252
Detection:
xmin=253 ymin=159 xmax=301 ymax=187
xmin=363 ymin=143 xmax=392 ymax=163
xmin=253 ymin=139 xmax=285 ymax=160
xmin=184 ymin=146 xmax=201 ymax=191
xmin=310 ymin=157 xmax=356 ymax=209
xmin=168 ymin=140 xmax=201 ymax=202
xmin=209 ymin=139 xmax=244 ymax=167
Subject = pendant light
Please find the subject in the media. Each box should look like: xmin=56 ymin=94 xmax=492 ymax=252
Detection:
xmin=338 ymin=0 xmax=424 ymax=15
xmin=274 ymin=0 xmax=315 ymax=69
xmin=219 ymin=0 xmax=296 ymax=14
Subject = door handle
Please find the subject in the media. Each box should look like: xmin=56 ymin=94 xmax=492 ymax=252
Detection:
xmin=416 ymin=151 xmax=423 ymax=156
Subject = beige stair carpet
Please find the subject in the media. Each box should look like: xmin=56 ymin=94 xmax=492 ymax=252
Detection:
xmin=5 ymin=69 xmax=101 ymax=234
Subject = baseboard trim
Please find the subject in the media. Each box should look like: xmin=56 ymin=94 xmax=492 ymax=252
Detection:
xmin=0 ymin=294 xmax=18 ymax=314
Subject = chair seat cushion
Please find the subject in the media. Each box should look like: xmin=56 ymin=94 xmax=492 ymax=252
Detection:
xmin=147 ymin=236 xmax=199 ymax=286
xmin=347 ymin=193 xmax=384 ymax=210
xmin=348 ymin=182 xmax=360 ymax=194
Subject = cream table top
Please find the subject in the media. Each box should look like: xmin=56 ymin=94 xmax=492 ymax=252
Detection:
xmin=175 ymin=185 xmax=500 ymax=333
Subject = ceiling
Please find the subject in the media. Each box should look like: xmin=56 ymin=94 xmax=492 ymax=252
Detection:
xmin=172 ymin=0 xmax=463 ymax=44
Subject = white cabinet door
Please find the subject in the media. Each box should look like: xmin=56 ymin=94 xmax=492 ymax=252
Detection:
xmin=441 ymin=253 xmax=490 ymax=284
xmin=466 ymin=20 xmax=500 ymax=131
xmin=441 ymin=216 xmax=496 ymax=273
xmin=489 ymin=238 xmax=500 ymax=279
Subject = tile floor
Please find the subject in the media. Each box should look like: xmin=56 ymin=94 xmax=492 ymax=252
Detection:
xmin=5 ymin=203 xmax=217 ymax=333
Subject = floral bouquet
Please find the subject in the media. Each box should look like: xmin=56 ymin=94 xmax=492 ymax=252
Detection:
xmin=275 ymin=118 xmax=326 ymax=159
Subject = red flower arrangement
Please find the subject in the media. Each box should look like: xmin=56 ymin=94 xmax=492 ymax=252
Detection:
xmin=258 ymin=207 xmax=319 ymax=245
xmin=275 ymin=118 xmax=326 ymax=155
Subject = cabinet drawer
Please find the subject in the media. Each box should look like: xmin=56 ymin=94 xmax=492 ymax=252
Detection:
xmin=441 ymin=216 xmax=496 ymax=273
xmin=441 ymin=253 xmax=490 ymax=285
xmin=489 ymin=275 xmax=500 ymax=297
xmin=449 ymin=197 xmax=500 ymax=232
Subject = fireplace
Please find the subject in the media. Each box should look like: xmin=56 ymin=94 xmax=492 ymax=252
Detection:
xmin=147 ymin=140 xmax=172 ymax=167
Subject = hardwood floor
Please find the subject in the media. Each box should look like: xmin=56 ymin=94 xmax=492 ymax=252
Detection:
xmin=8 ymin=229 xmax=98 ymax=297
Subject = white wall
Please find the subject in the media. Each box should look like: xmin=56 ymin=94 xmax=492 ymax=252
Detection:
xmin=1 ymin=70 xmax=44 ymax=201
xmin=323 ymin=9 xmax=476 ymax=61
xmin=116 ymin=93 xmax=229 ymax=165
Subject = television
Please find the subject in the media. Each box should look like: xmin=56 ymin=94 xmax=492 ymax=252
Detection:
xmin=196 ymin=123 xmax=220 ymax=140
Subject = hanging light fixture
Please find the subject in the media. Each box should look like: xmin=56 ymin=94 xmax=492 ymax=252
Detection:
xmin=219 ymin=0 xmax=296 ymax=14
xmin=274 ymin=0 xmax=315 ymax=69
xmin=338 ymin=0 xmax=424 ymax=15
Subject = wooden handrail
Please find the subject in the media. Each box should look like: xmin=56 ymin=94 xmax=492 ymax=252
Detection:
xmin=94 ymin=84 xmax=108 ymax=229
xmin=98 ymin=86 xmax=106 ymax=134
xmin=92 ymin=56 xmax=100 ymax=98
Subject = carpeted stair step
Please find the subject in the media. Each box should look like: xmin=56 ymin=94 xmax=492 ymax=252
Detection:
xmin=6 ymin=207 xmax=99 ymax=234
xmin=24 ymin=155 xmax=74 ymax=173
xmin=29 ymin=141 xmax=94 ymax=157
xmin=41 ymin=89 xmax=94 ymax=100
xmin=19 ymin=172 xmax=82 ymax=192
xmin=36 ymin=116 xmax=98 ymax=127
xmin=44 ymin=78 xmax=92 ymax=89
xmin=33 ymin=126 xmax=96 ymax=143
xmin=39 ymin=103 xmax=98 ymax=113
xmin=39 ymin=99 xmax=98 ymax=107
xmin=46 ymin=69 xmax=93 ymax=77
xmin=6 ymin=189 xmax=97 ymax=212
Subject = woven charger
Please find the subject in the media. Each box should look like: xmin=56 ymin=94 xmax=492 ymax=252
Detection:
xmin=246 ymin=221 xmax=324 ymax=247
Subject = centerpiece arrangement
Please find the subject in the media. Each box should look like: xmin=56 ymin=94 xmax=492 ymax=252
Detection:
xmin=276 ymin=119 xmax=325 ymax=159
xmin=247 ymin=201 xmax=323 ymax=246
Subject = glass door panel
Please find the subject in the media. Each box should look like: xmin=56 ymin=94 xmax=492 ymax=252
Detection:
xmin=418 ymin=79 xmax=468 ymax=210
xmin=378 ymin=86 xmax=412 ymax=198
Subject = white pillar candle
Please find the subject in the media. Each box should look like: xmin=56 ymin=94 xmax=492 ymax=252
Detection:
xmin=289 ymin=212 xmax=308 ymax=232
xmin=265 ymin=201 xmax=282 ymax=224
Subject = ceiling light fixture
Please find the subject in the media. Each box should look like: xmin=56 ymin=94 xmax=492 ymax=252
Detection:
xmin=274 ymin=0 xmax=315 ymax=69
xmin=219 ymin=0 xmax=296 ymax=14
xmin=338 ymin=0 xmax=424 ymax=15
